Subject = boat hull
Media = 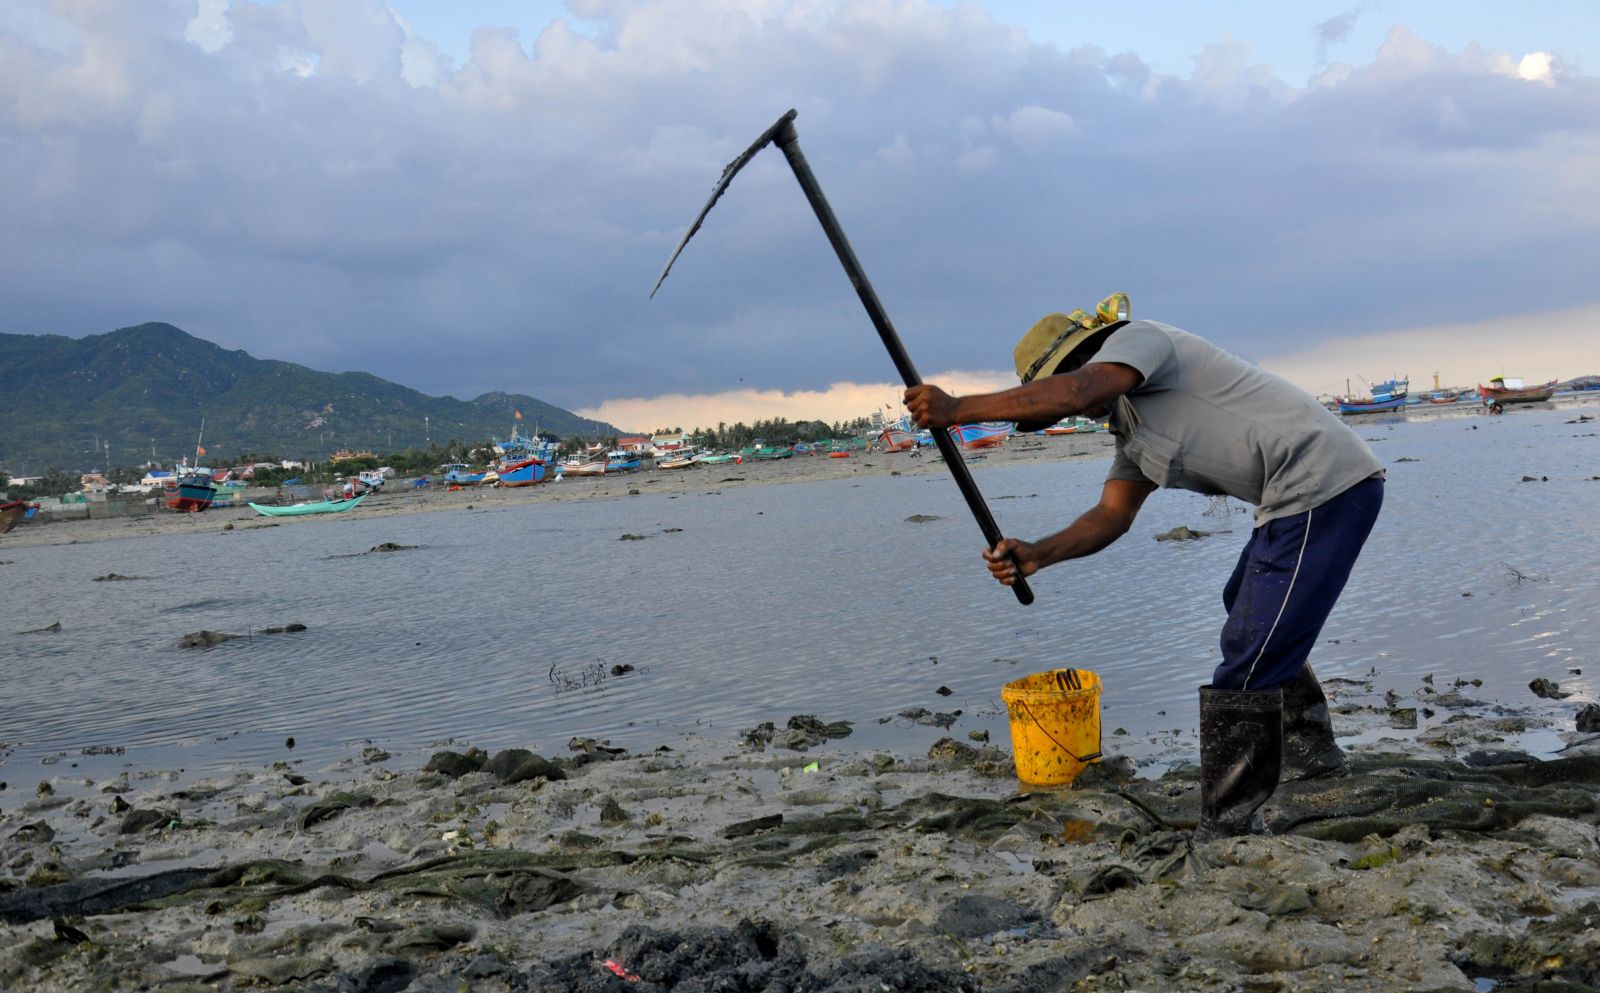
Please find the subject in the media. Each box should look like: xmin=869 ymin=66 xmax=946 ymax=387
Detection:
xmin=948 ymin=423 xmax=1011 ymax=449
xmin=496 ymin=459 xmax=549 ymax=486
xmin=1337 ymin=396 xmax=1407 ymax=414
xmin=1479 ymin=381 xmax=1557 ymax=406
xmin=880 ymin=428 xmax=915 ymax=452
xmin=165 ymin=476 xmax=218 ymax=512
xmin=248 ymin=492 xmax=368 ymax=517
xmin=562 ymin=460 xmax=607 ymax=476
xmin=1 ymin=500 xmax=37 ymax=534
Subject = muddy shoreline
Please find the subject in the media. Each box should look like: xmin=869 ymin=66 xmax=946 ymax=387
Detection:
xmin=4 ymin=671 xmax=1600 ymax=992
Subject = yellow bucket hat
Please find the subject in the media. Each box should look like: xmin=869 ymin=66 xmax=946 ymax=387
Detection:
xmin=1013 ymin=292 xmax=1130 ymax=384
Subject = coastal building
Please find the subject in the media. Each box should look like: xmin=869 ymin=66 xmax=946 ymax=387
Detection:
xmin=651 ymin=432 xmax=687 ymax=452
xmin=617 ymin=435 xmax=652 ymax=453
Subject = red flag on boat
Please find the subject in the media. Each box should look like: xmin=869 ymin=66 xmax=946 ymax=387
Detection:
xmin=197 ymin=445 xmax=207 ymax=456
xmin=513 ymin=409 xmax=523 ymax=420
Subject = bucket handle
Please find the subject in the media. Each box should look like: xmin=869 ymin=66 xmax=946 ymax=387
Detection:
xmin=1019 ymin=668 xmax=1103 ymax=765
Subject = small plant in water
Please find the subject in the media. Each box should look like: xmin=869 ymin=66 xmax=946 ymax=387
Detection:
xmin=547 ymin=659 xmax=610 ymax=693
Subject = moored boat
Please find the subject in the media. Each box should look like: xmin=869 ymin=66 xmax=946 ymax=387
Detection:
xmin=165 ymin=470 xmax=218 ymax=512
xmin=1427 ymin=391 xmax=1460 ymax=404
xmin=880 ymin=427 xmax=916 ymax=452
xmin=496 ymin=458 xmax=550 ymax=486
xmin=1479 ymin=376 xmax=1557 ymax=411
xmin=1 ymin=500 xmax=40 ymax=534
xmin=657 ymin=449 xmax=701 ymax=470
xmin=699 ymin=452 xmax=743 ymax=465
xmin=248 ymin=492 xmax=369 ymax=517
xmin=561 ymin=457 xmax=608 ymax=476
xmin=442 ymin=463 xmax=487 ymax=485
xmin=948 ymin=422 xmax=1011 ymax=449
xmin=751 ymin=445 xmax=792 ymax=460
xmin=1337 ymin=378 xmax=1409 ymax=415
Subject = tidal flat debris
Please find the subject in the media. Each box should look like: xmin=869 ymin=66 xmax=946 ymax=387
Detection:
xmin=91 ymin=573 xmax=142 ymax=582
xmin=1529 ymin=678 xmax=1571 ymax=700
xmin=1576 ymin=704 xmax=1600 ymax=732
xmin=368 ymin=542 xmax=416 ymax=553
xmin=422 ymin=748 xmax=486 ymax=778
xmin=1154 ymin=526 xmax=1213 ymax=541
xmin=259 ymin=623 xmax=308 ymax=634
xmin=618 ymin=533 xmax=649 ymax=541
xmin=178 ymin=630 xmax=239 ymax=648
xmin=904 ymin=513 xmax=942 ymax=523
xmin=20 ymin=621 xmax=61 ymax=634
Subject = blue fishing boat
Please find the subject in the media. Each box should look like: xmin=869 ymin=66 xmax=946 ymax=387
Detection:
xmin=497 ymin=458 xmax=550 ymax=487
xmin=606 ymin=452 xmax=642 ymax=472
xmin=1337 ymin=378 xmax=1409 ymax=415
xmin=442 ymin=463 xmax=487 ymax=485
xmin=948 ymin=422 xmax=1012 ymax=449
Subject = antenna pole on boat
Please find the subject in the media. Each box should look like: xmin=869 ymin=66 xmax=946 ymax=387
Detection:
xmin=650 ymin=109 xmax=1035 ymax=606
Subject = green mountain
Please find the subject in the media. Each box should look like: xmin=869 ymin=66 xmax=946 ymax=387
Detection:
xmin=0 ymin=322 xmax=622 ymax=474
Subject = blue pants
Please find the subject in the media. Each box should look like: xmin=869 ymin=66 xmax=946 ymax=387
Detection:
xmin=1216 ymin=477 xmax=1384 ymax=691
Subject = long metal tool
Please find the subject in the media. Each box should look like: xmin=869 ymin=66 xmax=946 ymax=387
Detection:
xmin=652 ymin=109 xmax=1035 ymax=606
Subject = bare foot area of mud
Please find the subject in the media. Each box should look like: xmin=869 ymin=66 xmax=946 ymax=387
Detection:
xmin=5 ymin=678 xmax=1600 ymax=993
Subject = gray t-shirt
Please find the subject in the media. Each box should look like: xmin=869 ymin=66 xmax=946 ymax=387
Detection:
xmin=1095 ymin=321 xmax=1383 ymax=525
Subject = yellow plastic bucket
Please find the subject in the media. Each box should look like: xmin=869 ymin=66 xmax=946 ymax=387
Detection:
xmin=1002 ymin=668 xmax=1103 ymax=787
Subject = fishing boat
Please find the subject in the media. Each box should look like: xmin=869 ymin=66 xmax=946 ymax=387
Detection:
xmin=1336 ymin=378 xmax=1409 ymax=415
xmin=1427 ymin=391 xmax=1460 ymax=404
xmin=496 ymin=458 xmax=550 ymax=486
xmin=606 ymin=452 xmax=642 ymax=472
xmin=699 ymin=452 xmax=743 ymax=465
xmin=164 ymin=468 xmax=218 ymax=512
xmin=1479 ymin=376 xmax=1557 ymax=411
xmin=948 ymin=423 xmax=1011 ymax=450
xmin=1 ymin=500 xmax=39 ymax=534
xmin=164 ymin=421 xmax=219 ymax=512
xmin=880 ymin=427 xmax=916 ymax=452
xmin=442 ymin=464 xmax=487 ymax=485
xmin=561 ymin=457 xmax=608 ymax=476
xmin=657 ymin=449 xmax=701 ymax=470
xmin=248 ymin=492 xmax=368 ymax=517
xmin=751 ymin=445 xmax=792 ymax=460
xmin=1041 ymin=416 xmax=1101 ymax=436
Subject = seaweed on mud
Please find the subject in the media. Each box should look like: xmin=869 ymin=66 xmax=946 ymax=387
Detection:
xmin=524 ymin=918 xmax=982 ymax=993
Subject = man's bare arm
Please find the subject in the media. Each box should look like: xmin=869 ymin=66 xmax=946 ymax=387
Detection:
xmin=983 ymin=478 xmax=1157 ymax=585
xmin=905 ymin=362 xmax=1142 ymax=429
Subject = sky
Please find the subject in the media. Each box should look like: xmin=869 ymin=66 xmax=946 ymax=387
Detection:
xmin=3 ymin=1 xmax=1598 ymax=431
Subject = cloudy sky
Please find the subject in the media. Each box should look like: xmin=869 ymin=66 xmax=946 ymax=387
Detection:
xmin=3 ymin=1 xmax=1597 ymax=430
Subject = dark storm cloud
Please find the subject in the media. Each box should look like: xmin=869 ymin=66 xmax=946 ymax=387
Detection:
xmin=1 ymin=1 xmax=1595 ymax=408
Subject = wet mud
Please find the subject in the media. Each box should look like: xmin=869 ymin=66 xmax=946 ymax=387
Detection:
xmin=5 ymin=686 xmax=1600 ymax=993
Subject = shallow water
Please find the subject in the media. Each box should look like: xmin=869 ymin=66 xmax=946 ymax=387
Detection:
xmin=2 ymin=403 xmax=1597 ymax=798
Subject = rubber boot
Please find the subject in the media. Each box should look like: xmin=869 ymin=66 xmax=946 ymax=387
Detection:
xmin=1280 ymin=662 xmax=1350 ymax=781
xmin=1196 ymin=686 xmax=1282 ymax=841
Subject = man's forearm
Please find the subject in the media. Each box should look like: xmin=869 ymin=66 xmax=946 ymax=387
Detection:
xmin=954 ymin=378 xmax=1089 ymax=424
xmin=1032 ymin=505 xmax=1133 ymax=566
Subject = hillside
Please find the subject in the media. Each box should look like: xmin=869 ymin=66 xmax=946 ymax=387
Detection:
xmin=0 ymin=323 xmax=622 ymax=473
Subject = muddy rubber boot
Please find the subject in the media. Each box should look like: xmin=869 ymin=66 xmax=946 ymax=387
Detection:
xmin=1196 ymin=686 xmax=1283 ymax=841
xmin=1281 ymin=662 xmax=1350 ymax=781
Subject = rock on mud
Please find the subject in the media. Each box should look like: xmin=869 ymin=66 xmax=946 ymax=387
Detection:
xmin=1529 ymin=678 xmax=1571 ymax=700
xmin=178 ymin=630 xmax=239 ymax=648
xmin=1155 ymin=526 xmax=1213 ymax=541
